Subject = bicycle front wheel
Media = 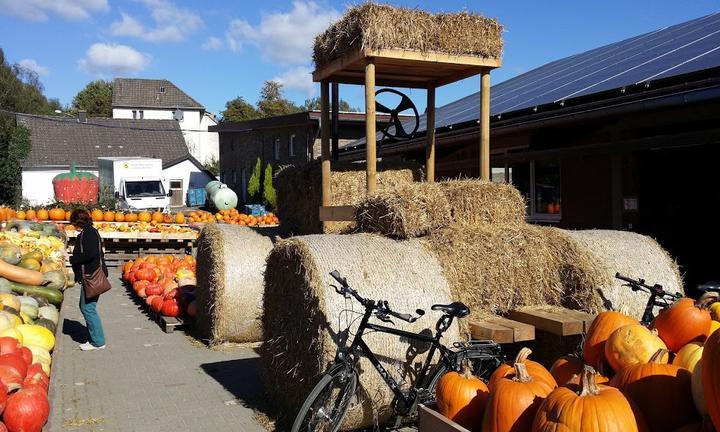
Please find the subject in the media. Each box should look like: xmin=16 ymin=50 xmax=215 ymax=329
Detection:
xmin=291 ymin=364 xmax=358 ymax=432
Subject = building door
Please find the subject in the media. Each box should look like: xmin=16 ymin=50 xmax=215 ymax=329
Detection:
xmin=169 ymin=179 xmax=183 ymax=207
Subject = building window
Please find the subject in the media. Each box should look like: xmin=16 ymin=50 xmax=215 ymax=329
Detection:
xmin=505 ymin=160 xmax=561 ymax=221
xmin=160 ymin=86 xmax=166 ymax=93
xmin=139 ymin=110 xmax=144 ymax=119
xmin=274 ymin=138 xmax=280 ymax=161
xmin=289 ymin=134 xmax=296 ymax=157
xmin=132 ymin=110 xmax=137 ymax=119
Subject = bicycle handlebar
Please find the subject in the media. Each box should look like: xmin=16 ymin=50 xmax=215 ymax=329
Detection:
xmin=615 ymin=273 xmax=681 ymax=300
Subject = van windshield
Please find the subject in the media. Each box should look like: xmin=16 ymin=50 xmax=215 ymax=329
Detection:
xmin=125 ymin=180 xmax=165 ymax=197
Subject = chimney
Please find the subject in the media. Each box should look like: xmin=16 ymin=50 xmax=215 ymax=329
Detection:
xmin=78 ymin=110 xmax=87 ymax=123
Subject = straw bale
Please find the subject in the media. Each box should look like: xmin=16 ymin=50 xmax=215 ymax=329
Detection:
xmin=195 ymin=224 xmax=275 ymax=344
xmin=262 ymin=233 xmax=459 ymax=429
xmin=313 ymin=3 xmax=503 ymax=68
xmin=562 ymin=229 xmax=684 ymax=320
xmin=440 ymin=179 xmax=526 ymax=227
xmin=274 ymin=160 xmax=421 ymax=235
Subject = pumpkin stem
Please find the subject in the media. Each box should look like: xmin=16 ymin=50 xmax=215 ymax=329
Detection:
xmin=6 ymin=382 xmax=21 ymax=392
xmin=650 ymin=348 xmax=669 ymax=363
xmin=460 ymin=359 xmax=473 ymax=380
xmin=513 ymin=362 xmax=533 ymax=383
xmin=514 ymin=347 xmax=532 ymax=365
xmin=578 ymin=366 xmax=600 ymax=397
xmin=696 ymin=292 xmax=719 ymax=309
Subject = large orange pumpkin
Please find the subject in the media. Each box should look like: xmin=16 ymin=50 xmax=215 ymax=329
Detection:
xmin=549 ymin=356 xmax=608 ymax=387
xmin=653 ymin=296 xmax=714 ymax=353
xmin=488 ymin=348 xmax=557 ymax=391
xmin=702 ymin=328 xmax=720 ymax=429
xmin=583 ymin=311 xmax=638 ymax=369
xmin=15 ymin=210 xmax=26 ymax=220
xmin=152 ymin=211 xmax=164 ymax=223
xmin=610 ymin=349 xmax=698 ymax=432
xmin=138 ymin=211 xmax=151 ymax=222
xmin=532 ymin=366 xmax=644 ymax=432
xmin=604 ymin=324 xmax=668 ymax=372
xmin=114 ymin=211 xmax=125 ymax=222
xmin=48 ymin=208 xmax=65 ymax=221
xmin=103 ymin=211 xmax=115 ymax=222
xmin=24 ymin=209 xmax=36 ymax=220
xmin=436 ymin=368 xmax=489 ymax=431
xmin=91 ymin=209 xmax=104 ymax=221
xmin=125 ymin=213 xmax=138 ymax=222
xmin=482 ymin=361 xmax=555 ymax=432
xmin=36 ymin=208 xmax=49 ymax=220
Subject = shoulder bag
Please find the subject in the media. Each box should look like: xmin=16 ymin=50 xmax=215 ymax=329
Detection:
xmin=80 ymin=229 xmax=112 ymax=298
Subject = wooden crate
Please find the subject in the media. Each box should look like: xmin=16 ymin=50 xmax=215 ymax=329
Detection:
xmin=418 ymin=405 xmax=470 ymax=432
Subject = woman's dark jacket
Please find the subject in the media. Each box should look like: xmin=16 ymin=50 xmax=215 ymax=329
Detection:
xmin=70 ymin=226 xmax=108 ymax=283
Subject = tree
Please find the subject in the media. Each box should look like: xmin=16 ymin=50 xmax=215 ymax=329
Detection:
xmin=0 ymin=120 xmax=31 ymax=205
xmin=262 ymin=163 xmax=276 ymax=210
xmin=0 ymin=48 xmax=57 ymax=115
xmin=220 ymin=96 xmax=258 ymax=123
xmin=72 ymin=80 xmax=113 ymax=117
xmin=256 ymin=81 xmax=301 ymax=118
xmin=247 ymin=157 xmax=262 ymax=203
xmin=302 ymin=97 xmax=359 ymax=112
xmin=204 ymin=156 xmax=219 ymax=177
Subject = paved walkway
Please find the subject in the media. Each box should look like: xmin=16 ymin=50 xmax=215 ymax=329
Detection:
xmin=47 ymin=268 xmax=267 ymax=432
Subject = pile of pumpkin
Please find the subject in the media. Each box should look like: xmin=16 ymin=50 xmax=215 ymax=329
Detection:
xmin=122 ymin=255 xmax=197 ymax=319
xmin=435 ymin=294 xmax=720 ymax=432
xmin=214 ymin=209 xmax=279 ymax=226
xmin=87 ymin=209 xmax=188 ymax=225
xmin=10 ymin=208 xmax=70 ymax=222
xmin=68 ymin=222 xmax=195 ymax=235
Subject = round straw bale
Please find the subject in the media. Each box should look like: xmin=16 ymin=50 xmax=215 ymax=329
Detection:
xmin=195 ymin=224 xmax=275 ymax=344
xmin=440 ymin=179 xmax=526 ymax=227
xmin=355 ymin=182 xmax=451 ymax=238
xmin=562 ymin=229 xmax=684 ymax=319
xmin=262 ymin=233 xmax=460 ymax=429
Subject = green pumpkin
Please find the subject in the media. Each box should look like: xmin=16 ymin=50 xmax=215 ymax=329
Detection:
xmin=0 ymin=246 xmax=21 ymax=265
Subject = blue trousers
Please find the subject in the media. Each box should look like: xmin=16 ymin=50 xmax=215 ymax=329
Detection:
xmin=80 ymin=286 xmax=106 ymax=347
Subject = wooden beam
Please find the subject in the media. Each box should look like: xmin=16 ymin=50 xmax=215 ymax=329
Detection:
xmin=320 ymin=81 xmax=331 ymax=212
xmin=469 ymin=316 xmax=535 ymax=344
xmin=508 ymin=308 xmax=585 ymax=336
xmin=365 ymin=58 xmax=377 ymax=194
xmin=365 ymin=48 xmax=502 ymax=69
xmin=488 ymin=316 xmax=535 ymax=342
xmin=318 ymin=205 xmax=356 ymax=222
xmin=426 ymin=84 xmax=436 ymax=182
xmin=331 ymin=82 xmax=339 ymax=160
xmin=480 ymin=69 xmax=491 ymax=181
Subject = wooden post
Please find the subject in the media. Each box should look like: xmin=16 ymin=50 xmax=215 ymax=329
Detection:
xmin=320 ymin=81 xmax=331 ymax=210
xmin=331 ymin=82 xmax=339 ymax=160
xmin=480 ymin=69 xmax=491 ymax=181
xmin=426 ymin=84 xmax=436 ymax=182
xmin=365 ymin=58 xmax=377 ymax=194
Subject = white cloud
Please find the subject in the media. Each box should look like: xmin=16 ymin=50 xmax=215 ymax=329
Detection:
xmin=18 ymin=59 xmax=49 ymax=76
xmin=223 ymin=1 xmax=340 ymax=65
xmin=273 ymin=66 xmax=316 ymax=96
xmin=109 ymin=0 xmax=203 ymax=43
xmin=78 ymin=43 xmax=151 ymax=75
xmin=0 ymin=0 xmax=108 ymax=21
xmin=201 ymin=37 xmax=223 ymax=51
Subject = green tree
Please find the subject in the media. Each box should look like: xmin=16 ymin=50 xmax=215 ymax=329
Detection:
xmin=0 ymin=120 xmax=31 ymax=205
xmin=0 ymin=48 xmax=57 ymax=115
xmin=262 ymin=163 xmax=276 ymax=210
xmin=220 ymin=96 xmax=258 ymax=123
xmin=247 ymin=157 xmax=262 ymax=203
xmin=256 ymin=81 xmax=300 ymax=118
xmin=72 ymin=80 xmax=113 ymax=117
xmin=302 ymin=96 xmax=359 ymax=112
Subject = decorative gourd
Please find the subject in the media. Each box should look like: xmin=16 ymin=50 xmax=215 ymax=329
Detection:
xmin=47 ymin=208 xmax=65 ymax=221
xmin=610 ymin=349 xmax=698 ymax=432
xmin=482 ymin=361 xmax=555 ymax=432
xmin=15 ymin=325 xmax=54 ymax=351
xmin=138 ymin=211 xmax=152 ymax=222
xmin=125 ymin=213 xmax=138 ymax=222
xmin=18 ymin=297 xmax=38 ymax=321
xmin=653 ymin=296 xmax=714 ymax=352
xmin=91 ymin=209 xmax=104 ymax=222
xmin=673 ymin=342 xmax=704 ymax=371
xmin=4 ymin=386 xmax=50 ymax=432
xmin=532 ymin=366 xmax=644 ymax=432
xmin=0 ymin=260 xmax=45 ymax=286
xmin=488 ymin=348 xmax=557 ymax=391
xmin=103 ymin=211 xmax=115 ymax=222
xmin=436 ymin=368 xmax=489 ymax=431
xmin=604 ymin=324 xmax=668 ymax=372
xmin=702 ymin=329 xmax=720 ymax=429
xmin=0 ymin=246 xmax=21 ymax=265
xmin=583 ymin=311 xmax=637 ymax=369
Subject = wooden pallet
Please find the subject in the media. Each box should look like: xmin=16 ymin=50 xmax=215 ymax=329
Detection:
xmin=469 ymin=306 xmax=595 ymax=343
xmin=153 ymin=313 xmax=190 ymax=334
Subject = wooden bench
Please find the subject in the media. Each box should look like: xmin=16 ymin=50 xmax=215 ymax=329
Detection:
xmin=469 ymin=306 xmax=596 ymax=343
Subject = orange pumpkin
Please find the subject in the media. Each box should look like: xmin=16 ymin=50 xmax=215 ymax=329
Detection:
xmin=653 ymin=295 xmax=714 ymax=353
xmin=436 ymin=368 xmax=489 ymax=431
xmin=610 ymin=349 xmax=698 ymax=432
xmin=25 ymin=209 xmax=36 ymax=220
xmin=482 ymin=361 xmax=555 ymax=432
xmin=125 ymin=213 xmax=138 ymax=222
xmin=114 ymin=211 xmax=125 ymax=222
xmin=36 ymin=208 xmax=49 ymax=220
xmin=549 ymin=356 xmax=609 ymax=387
xmin=15 ymin=211 xmax=26 ymax=220
xmin=175 ymin=212 xmax=185 ymax=224
xmin=103 ymin=211 xmax=115 ymax=222
xmin=583 ymin=311 xmax=637 ymax=369
xmin=91 ymin=209 xmax=104 ymax=221
xmin=48 ymin=207 xmax=65 ymax=221
xmin=138 ymin=211 xmax=152 ymax=222
xmin=604 ymin=324 xmax=668 ymax=372
xmin=488 ymin=348 xmax=557 ymax=391
xmin=65 ymin=210 xmax=72 ymax=221
xmin=533 ymin=366 xmax=644 ymax=432
xmin=702 ymin=328 xmax=720 ymax=429
xmin=152 ymin=211 xmax=164 ymax=223
xmin=163 ymin=213 xmax=173 ymax=223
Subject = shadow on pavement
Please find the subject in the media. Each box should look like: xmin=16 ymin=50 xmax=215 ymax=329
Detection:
xmin=62 ymin=319 xmax=89 ymax=344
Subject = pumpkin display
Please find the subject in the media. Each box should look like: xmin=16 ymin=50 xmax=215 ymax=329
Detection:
xmin=702 ymin=329 xmax=720 ymax=429
xmin=4 ymin=386 xmax=50 ymax=432
xmin=610 ymin=349 xmax=698 ymax=432
xmin=47 ymin=208 xmax=65 ymax=221
xmin=653 ymin=296 xmax=714 ymax=353
xmin=673 ymin=342 xmax=704 ymax=371
xmin=436 ymin=368 xmax=489 ymax=431
xmin=482 ymin=361 xmax=555 ymax=432
xmin=90 ymin=209 xmax=104 ymax=222
xmin=532 ymin=366 xmax=644 ymax=432
xmin=604 ymin=324 xmax=668 ymax=372
xmin=583 ymin=311 xmax=638 ymax=369
xmin=488 ymin=348 xmax=557 ymax=391
xmin=52 ymin=163 xmax=99 ymax=204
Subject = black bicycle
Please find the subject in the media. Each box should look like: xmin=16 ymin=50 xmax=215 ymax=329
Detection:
xmin=615 ymin=273 xmax=682 ymax=325
xmin=291 ymin=270 xmax=503 ymax=432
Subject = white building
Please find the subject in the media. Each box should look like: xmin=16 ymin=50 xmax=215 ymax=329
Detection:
xmin=112 ymin=78 xmax=219 ymax=165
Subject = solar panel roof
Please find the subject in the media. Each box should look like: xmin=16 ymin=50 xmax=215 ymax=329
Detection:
xmin=371 ymin=12 xmax=720 ymax=140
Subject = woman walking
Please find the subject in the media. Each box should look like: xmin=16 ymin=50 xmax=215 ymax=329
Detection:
xmin=69 ymin=209 xmax=108 ymax=351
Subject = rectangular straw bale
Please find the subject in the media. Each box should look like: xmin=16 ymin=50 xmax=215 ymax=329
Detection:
xmin=440 ymin=179 xmax=527 ymax=227
xmin=313 ymin=3 xmax=503 ymax=68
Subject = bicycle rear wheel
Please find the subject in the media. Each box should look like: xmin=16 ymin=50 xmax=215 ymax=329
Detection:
xmin=291 ymin=364 xmax=358 ymax=432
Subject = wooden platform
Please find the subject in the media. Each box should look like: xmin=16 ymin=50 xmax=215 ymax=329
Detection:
xmin=152 ymin=312 xmax=191 ymax=334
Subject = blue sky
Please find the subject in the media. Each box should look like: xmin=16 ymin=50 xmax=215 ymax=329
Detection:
xmin=0 ymin=0 xmax=718 ymax=117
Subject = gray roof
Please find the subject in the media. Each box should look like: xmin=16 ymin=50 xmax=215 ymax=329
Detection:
xmin=112 ymin=78 xmax=203 ymax=109
xmin=17 ymin=114 xmax=190 ymax=169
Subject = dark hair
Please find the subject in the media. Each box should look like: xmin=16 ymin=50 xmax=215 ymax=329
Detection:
xmin=70 ymin=209 xmax=93 ymax=229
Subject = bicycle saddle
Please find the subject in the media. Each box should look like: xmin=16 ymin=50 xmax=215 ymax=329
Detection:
xmin=431 ymin=302 xmax=470 ymax=318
